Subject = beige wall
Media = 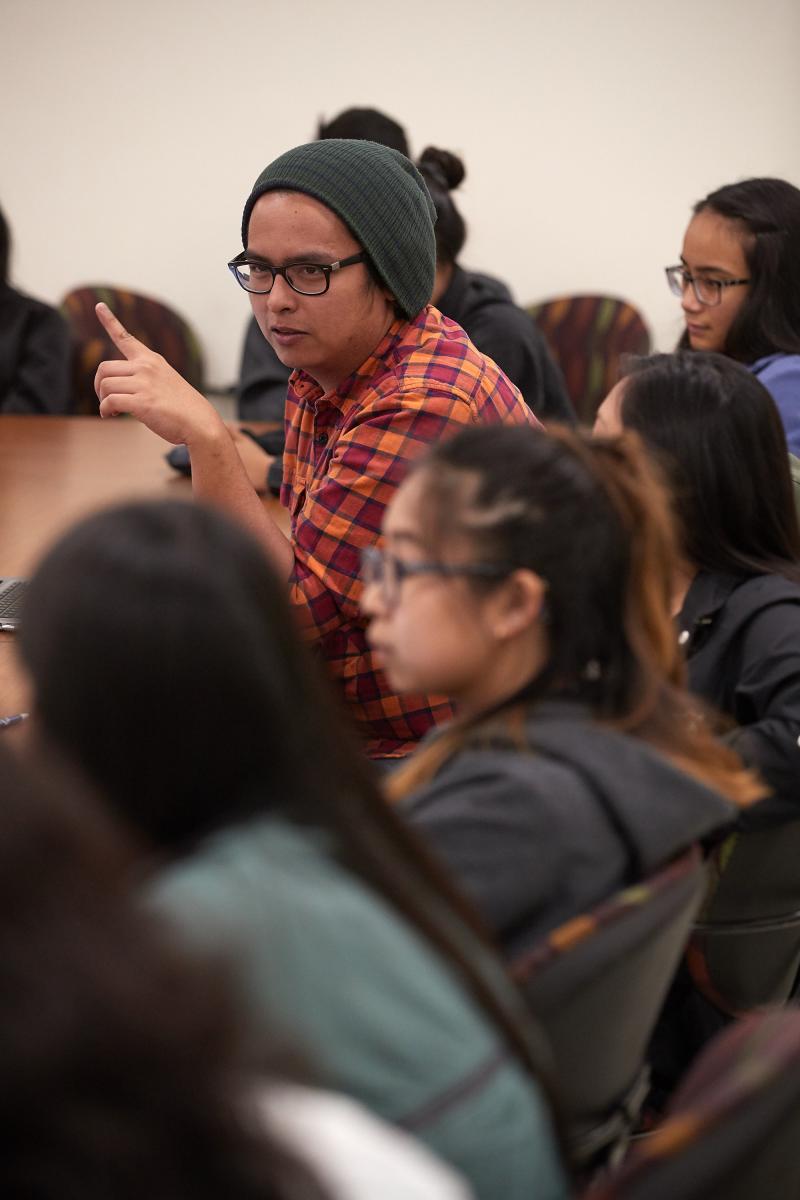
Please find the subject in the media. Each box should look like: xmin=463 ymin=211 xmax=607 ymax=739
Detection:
xmin=3 ymin=0 xmax=799 ymax=389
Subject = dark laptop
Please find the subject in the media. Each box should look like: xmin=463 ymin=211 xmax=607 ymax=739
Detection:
xmin=0 ymin=578 xmax=27 ymax=631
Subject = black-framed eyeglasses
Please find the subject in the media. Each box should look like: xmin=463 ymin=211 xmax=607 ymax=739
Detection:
xmin=361 ymin=546 xmax=513 ymax=608
xmin=227 ymin=251 xmax=367 ymax=296
xmin=664 ymin=264 xmax=750 ymax=308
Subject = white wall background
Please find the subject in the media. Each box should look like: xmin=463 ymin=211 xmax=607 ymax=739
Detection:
xmin=3 ymin=0 xmax=799 ymax=389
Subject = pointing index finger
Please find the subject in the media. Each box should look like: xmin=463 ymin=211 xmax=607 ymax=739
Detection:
xmin=95 ymin=302 xmax=148 ymax=359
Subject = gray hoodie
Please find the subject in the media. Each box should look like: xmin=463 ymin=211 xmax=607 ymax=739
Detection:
xmin=403 ymin=700 xmax=736 ymax=958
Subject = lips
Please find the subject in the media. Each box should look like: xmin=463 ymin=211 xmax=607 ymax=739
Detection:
xmin=270 ymin=325 xmax=307 ymax=346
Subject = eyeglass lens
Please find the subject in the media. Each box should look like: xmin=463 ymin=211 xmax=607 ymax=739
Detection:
xmin=235 ymin=262 xmax=328 ymax=295
xmin=667 ymin=267 xmax=722 ymax=306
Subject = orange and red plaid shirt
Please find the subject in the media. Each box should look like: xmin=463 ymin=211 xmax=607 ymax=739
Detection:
xmin=281 ymin=304 xmax=539 ymax=758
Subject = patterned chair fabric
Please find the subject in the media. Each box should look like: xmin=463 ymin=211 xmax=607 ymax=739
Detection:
xmin=588 ymin=1008 xmax=800 ymax=1199
xmin=687 ymin=819 xmax=800 ymax=1016
xmin=527 ymin=294 xmax=650 ymax=424
xmin=511 ymin=848 xmax=705 ymax=1169
xmin=60 ymin=285 xmax=205 ymax=415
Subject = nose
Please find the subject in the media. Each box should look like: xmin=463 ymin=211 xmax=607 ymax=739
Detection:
xmin=265 ymin=273 xmax=298 ymax=313
xmin=360 ymin=577 xmax=386 ymax=620
xmin=680 ymin=279 xmax=703 ymax=315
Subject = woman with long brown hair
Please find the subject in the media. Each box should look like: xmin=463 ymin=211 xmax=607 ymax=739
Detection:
xmin=362 ymin=424 xmax=760 ymax=957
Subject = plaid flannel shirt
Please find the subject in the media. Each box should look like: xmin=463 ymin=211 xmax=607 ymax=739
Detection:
xmin=281 ymin=305 xmax=539 ymax=758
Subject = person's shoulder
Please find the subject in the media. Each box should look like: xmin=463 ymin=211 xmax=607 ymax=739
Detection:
xmin=357 ymin=309 xmax=497 ymax=406
xmin=149 ymin=817 xmax=336 ymax=926
xmin=409 ymin=307 xmax=531 ymax=414
xmin=726 ymin=572 xmax=800 ymax=619
xmin=730 ymin=575 xmax=800 ymax=649
xmin=406 ymin=725 xmax=597 ymax=821
xmin=0 ymin=284 xmax=64 ymax=325
xmin=457 ymin=269 xmax=515 ymax=309
xmin=752 ymin=352 xmax=800 ymax=390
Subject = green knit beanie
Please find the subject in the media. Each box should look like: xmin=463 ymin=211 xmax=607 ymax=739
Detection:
xmin=241 ymin=139 xmax=436 ymax=318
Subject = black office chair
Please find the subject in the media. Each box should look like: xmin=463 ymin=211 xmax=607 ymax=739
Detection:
xmin=688 ymin=820 xmax=800 ymax=1014
xmin=510 ymin=848 xmax=705 ymax=1169
xmin=588 ymin=1008 xmax=800 ymax=1200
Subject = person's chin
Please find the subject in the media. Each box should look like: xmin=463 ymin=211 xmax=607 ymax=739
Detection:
xmin=267 ymin=332 xmax=312 ymax=370
xmin=686 ymin=324 xmax=715 ymax=351
xmin=375 ymin=655 xmax=421 ymax=696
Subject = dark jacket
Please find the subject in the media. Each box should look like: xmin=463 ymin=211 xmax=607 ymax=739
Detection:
xmin=236 ymin=315 xmax=291 ymax=423
xmin=403 ymin=701 xmax=735 ymax=958
xmin=677 ymin=569 xmax=800 ymax=829
xmin=436 ymin=267 xmax=575 ymax=424
xmin=0 ymin=284 xmax=72 ymax=413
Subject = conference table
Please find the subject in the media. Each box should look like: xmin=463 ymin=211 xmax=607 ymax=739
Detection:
xmin=0 ymin=414 xmax=285 ymax=719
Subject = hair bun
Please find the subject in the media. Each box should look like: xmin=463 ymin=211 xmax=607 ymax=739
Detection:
xmin=418 ymin=146 xmax=465 ymax=191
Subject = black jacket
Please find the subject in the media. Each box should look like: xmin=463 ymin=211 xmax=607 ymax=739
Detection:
xmin=436 ymin=267 xmax=575 ymax=424
xmin=0 ymin=285 xmax=72 ymax=413
xmin=677 ymin=570 xmax=800 ymax=829
xmin=403 ymin=701 xmax=735 ymax=958
xmin=236 ymin=316 xmax=291 ymax=424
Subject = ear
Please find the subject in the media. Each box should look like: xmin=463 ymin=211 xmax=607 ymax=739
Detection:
xmin=486 ymin=570 xmax=548 ymax=641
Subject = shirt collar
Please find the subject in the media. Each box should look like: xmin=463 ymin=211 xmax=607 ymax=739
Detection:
xmin=678 ymin=569 xmax=750 ymax=627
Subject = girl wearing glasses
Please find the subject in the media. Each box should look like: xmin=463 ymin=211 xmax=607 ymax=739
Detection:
xmin=665 ymin=177 xmax=800 ymax=453
xmin=362 ymin=425 xmax=759 ymax=958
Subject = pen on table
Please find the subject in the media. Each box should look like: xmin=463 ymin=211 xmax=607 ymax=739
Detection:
xmin=0 ymin=712 xmax=29 ymax=730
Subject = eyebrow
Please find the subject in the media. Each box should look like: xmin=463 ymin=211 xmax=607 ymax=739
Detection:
xmin=679 ymin=255 xmax=740 ymax=277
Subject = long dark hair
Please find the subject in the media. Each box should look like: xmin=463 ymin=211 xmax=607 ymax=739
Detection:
xmin=388 ymin=424 xmax=761 ymax=809
xmin=680 ymin=177 xmax=800 ymax=362
xmin=0 ymin=742 xmax=329 ymax=1200
xmin=19 ymin=499 xmax=552 ymax=1082
xmin=619 ymin=351 xmax=800 ymax=581
xmin=417 ymin=147 xmax=467 ymax=266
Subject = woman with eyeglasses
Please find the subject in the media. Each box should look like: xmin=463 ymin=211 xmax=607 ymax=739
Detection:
xmin=595 ymin=351 xmax=800 ymax=829
xmin=665 ymin=177 xmax=800 ymax=453
xmin=361 ymin=424 xmax=758 ymax=959
xmin=18 ymin=497 xmax=569 ymax=1200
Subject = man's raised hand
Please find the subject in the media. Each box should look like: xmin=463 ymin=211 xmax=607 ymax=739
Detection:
xmin=93 ymin=302 xmax=222 ymax=448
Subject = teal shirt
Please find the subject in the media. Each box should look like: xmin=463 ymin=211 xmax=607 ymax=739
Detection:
xmin=149 ymin=816 xmax=567 ymax=1200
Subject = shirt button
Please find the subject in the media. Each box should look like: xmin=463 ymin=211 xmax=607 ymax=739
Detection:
xmin=315 ymin=432 xmax=328 ymax=445
xmin=678 ymin=630 xmax=690 ymax=645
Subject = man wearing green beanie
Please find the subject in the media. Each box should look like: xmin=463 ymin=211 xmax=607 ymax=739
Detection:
xmin=94 ymin=138 xmax=537 ymax=760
